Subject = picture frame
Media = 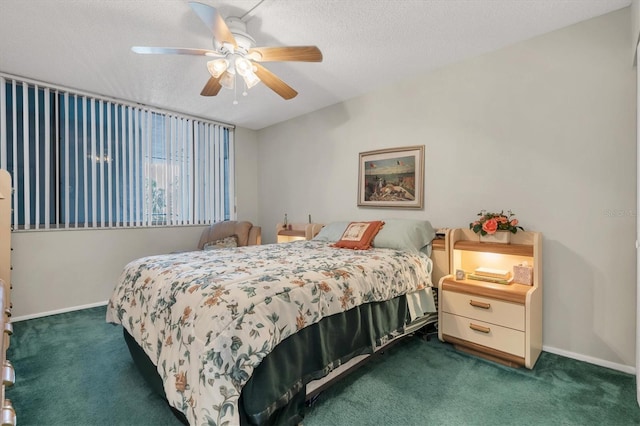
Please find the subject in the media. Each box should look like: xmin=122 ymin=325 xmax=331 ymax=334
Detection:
xmin=357 ymin=145 xmax=425 ymax=209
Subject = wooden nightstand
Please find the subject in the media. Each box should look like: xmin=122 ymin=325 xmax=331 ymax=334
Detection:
xmin=438 ymin=228 xmax=542 ymax=369
xmin=276 ymin=223 xmax=323 ymax=243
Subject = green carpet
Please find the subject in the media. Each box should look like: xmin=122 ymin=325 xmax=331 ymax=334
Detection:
xmin=6 ymin=306 xmax=640 ymax=425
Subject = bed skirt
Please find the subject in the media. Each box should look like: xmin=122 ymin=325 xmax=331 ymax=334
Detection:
xmin=123 ymin=293 xmax=435 ymax=425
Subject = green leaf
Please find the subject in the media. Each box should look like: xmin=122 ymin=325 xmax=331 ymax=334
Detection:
xmin=230 ymin=336 xmax=242 ymax=354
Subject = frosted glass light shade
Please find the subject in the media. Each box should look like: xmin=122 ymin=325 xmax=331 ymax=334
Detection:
xmin=219 ymin=70 xmax=235 ymax=89
xmin=207 ymin=59 xmax=228 ymax=78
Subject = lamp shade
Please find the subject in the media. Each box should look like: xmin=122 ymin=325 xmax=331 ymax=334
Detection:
xmin=207 ymin=59 xmax=228 ymax=78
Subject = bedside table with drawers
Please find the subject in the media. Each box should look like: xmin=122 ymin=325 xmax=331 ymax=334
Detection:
xmin=276 ymin=223 xmax=323 ymax=243
xmin=438 ymin=228 xmax=542 ymax=369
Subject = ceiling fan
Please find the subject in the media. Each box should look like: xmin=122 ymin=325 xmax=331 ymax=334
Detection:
xmin=132 ymin=1 xmax=323 ymax=101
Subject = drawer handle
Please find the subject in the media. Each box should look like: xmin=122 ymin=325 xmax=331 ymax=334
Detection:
xmin=469 ymin=323 xmax=491 ymax=334
xmin=1 ymin=399 xmax=16 ymax=426
xmin=2 ymin=361 xmax=14 ymax=387
xmin=469 ymin=300 xmax=491 ymax=309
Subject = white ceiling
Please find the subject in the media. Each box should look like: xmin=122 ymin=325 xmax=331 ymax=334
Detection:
xmin=0 ymin=0 xmax=632 ymax=130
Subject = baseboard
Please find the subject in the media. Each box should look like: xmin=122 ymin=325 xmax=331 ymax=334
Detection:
xmin=543 ymin=345 xmax=635 ymax=375
xmin=12 ymin=301 xmax=109 ymax=322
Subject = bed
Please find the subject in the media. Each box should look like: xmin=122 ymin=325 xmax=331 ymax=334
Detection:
xmin=106 ymin=219 xmax=448 ymax=425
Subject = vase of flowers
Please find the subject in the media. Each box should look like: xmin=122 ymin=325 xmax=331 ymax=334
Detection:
xmin=469 ymin=210 xmax=524 ymax=244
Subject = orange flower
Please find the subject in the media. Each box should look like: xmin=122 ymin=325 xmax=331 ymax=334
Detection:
xmin=204 ymin=296 xmax=219 ymax=307
xmin=204 ymin=288 xmax=224 ymax=307
xmin=165 ymin=335 xmax=173 ymax=346
xmin=482 ymin=218 xmax=498 ymax=234
xmin=510 ymin=218 xmax=519 ymax=226
xmin=318 ymin=281 xmax=331 ymax=292
xmin=182 ymin=306 xmax=192 ymax=322
xmin=339 ymin=287 xmax=354 ymax=309
xmin=175 ymin=371 xmax=187 ymax=392
xmin=334 ymin=269 xmax=350 ymax=279
xmin=296 ymin=313 xmax=306 ymax=330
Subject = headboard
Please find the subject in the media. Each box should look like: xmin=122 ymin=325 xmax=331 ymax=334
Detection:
xmin=430 ymin=229 xmax=451 ymax=286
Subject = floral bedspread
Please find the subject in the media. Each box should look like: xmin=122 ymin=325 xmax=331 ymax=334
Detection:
xmin=106 ymin=240 xmax=433 ymax=425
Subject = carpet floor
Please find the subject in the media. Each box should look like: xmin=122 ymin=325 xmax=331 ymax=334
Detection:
xmin=6 ymin=306 xmax=640 ymax=425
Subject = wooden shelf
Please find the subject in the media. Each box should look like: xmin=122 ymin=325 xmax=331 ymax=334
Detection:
xmin=454 ymin=240 xmax=533 ymax=257
xmin=441 ymin=277 xmax=532 ymax=304
xmin=278 ymin=229 xmax=306 ymax=237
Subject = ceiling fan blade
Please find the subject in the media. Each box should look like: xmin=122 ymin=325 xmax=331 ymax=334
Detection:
xmin=252 ymin=63 xmax=298 ymax=100
xmin=248 ymin=46 xmax=323 ymax=62
xmin=131 ymin=46 xmax=223 ymax=57
xmin=188 ymin=2 xmax=237 ymax=48
xmin=201 ymin=75 xmax=222 ymax=96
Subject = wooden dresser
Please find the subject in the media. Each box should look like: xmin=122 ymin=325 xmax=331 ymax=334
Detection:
xmin=0 ymin=170 xmax=15 ymax=425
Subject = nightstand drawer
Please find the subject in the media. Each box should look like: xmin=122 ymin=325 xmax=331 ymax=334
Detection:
xmin=441 ymin=290 xmax=525 ymax=331
xmin=442 ymin=312 xmax=525 ymax=357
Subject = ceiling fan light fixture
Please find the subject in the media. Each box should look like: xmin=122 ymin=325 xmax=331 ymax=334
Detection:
xmin=219 ymin=69 xmax=235 ymax=90
xmin=242 ymin=70 xmax=260 ymax=89
xmin=207 ymin=59 xmax=228 ymax=78
xmin=234 ymin=56 xmax=260 ymax=89
xmin=234 ymin=57 xmax=252 ymax=76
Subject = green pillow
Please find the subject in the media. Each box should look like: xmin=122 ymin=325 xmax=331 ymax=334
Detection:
xmin=312 ymin=222 xmax=350 ymax=242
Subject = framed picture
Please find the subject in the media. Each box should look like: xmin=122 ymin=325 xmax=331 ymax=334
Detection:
xmin=358 ymin=145 xmax=424 ymax=209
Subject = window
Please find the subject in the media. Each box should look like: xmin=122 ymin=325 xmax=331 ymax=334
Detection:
xmin=0 ymin=75 xmax=235 ymax=230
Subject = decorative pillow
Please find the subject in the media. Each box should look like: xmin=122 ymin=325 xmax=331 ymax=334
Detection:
xmin=332 ymin=221 xmax=385 ymax=250
xmin=312 ymin=221 xmax=350 ymax=242
xmin=203 ymin=235 xmax=238 ymax=250
xmin=372 ymin=219 xmax=435 ymax=253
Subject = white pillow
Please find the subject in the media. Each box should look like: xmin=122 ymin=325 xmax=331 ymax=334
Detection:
xmin=372 ymin=219 xmax=435 ymax=252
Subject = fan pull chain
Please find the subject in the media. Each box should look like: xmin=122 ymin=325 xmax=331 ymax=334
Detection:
xmin=233 ymin=75 xmax=238 ymax=105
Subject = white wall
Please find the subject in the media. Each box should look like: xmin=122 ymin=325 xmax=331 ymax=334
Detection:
xmin=633 ymin=0 xmax=640 ymax=63
xmin=234 ymin=126 xmax=260 ymax=224
xmin=11 ymin=127 xmax=260 ymax=319
xmin=256 ymin=9 xmax=637 ymax=368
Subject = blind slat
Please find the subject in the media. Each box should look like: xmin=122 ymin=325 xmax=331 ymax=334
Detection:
xmin=107 ymin=102 xmax=113 ymax=228
xmin=11 ymin=82 xmax=18 ymax=227
xmin=22 ymin=84 xmax=30 ymax=229
xmin=34 ymin=85 xmax=40 ymax=229
xmin=0 ymin=77 xmax=6 ymax=170
xmin=62 ymin=91 xmax=68 ymax=229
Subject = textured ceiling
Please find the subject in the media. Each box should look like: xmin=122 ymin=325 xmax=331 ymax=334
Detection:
xmin=0 ymin=0 xmax=632 ymax=130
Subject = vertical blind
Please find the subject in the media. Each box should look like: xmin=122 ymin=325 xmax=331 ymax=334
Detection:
xmin=0 ymin=75 xmax=235 ymax=230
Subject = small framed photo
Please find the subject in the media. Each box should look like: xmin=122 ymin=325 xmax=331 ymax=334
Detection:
xmin=455 ymin=269 xmax=466 ymax=280
xmin=357 ymin=145 xmax=424 ymax=209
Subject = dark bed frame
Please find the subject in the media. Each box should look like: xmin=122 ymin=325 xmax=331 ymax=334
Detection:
xmin=124 ymin=292 xmax=438 ymax=425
